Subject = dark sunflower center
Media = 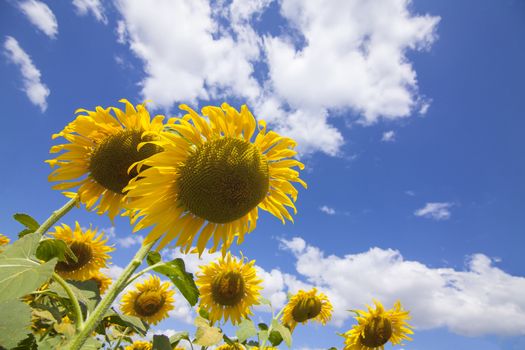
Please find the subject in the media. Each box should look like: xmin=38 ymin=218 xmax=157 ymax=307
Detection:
xmin=291 ymin=296 xmax=322 ymax=322
xmin=177 ymin=137 xmax=269 ymax=223
xmin=359 ymin=316 xmax=393 ymax=348
xmin=55 ymin=242 xmax=93 ymax=273
xmin=88 ymin=130 xmax=160 ymax=194
xmin=211 ymin=271 xmax=246 ymax=306
xmin=133 ymin=290 xmax=165 ymax=317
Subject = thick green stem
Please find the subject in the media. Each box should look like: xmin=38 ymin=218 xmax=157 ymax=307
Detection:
xmin=35 ymin=196 xmax=78 ymax=235
xmin=67 ymin=240 xmax=156 ymax=350
xmin=53 ymin=272 xmax=83 ymax=331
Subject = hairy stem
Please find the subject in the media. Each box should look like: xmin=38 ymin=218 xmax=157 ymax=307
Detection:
xmin=52 ymin=272 xmax=83 ymax=331
xmin=67 ymin=240 xmax=156 ymax=350
xmin=35 ymin=196 xmax=78 ymax=236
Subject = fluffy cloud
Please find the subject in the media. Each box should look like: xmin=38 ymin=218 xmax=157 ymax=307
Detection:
xmin=116 ymin=235 xmax=143 ymax=248
xmin=279 ymin=237 xmax=525 ymax=336
xmin=18 ymin=0 xmax=58 ymax=38
xmin=72 ymin=0 xmax=107 ymax=23
xmin=381 ymin=130 xmax=396 ymax=142
xmin=114 ymin=0 xmax=439 ymax=156
xmin=414 ymin=202 xmax=453 ymax=220
xmin=3 ymin=36 xmax=50 ymax=112
xmin=319 ymin=205 xmax=336 ymax=215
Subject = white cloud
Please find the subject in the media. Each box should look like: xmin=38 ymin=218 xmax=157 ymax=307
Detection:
xmin=116 ymin=234 xmax=143 ymax=248
xmin=279 ymin=237 xmax=525 ymax=336
xmin=72 ymin=0 xmax=107 ymax=23
xmin=18 ymin=0 xmax=58 ymax=38
xmin=3 ymin=36 xmax=50 ymax=112
xmin=381 ymin=130 xmax=396 ymax=142
xmin=114 ymin=0 xmax=439 ymax=156
xmin=414 ymin=202 xmax=453 ymax=220
xmin=319 ymin=205 xmax=336 ymax=215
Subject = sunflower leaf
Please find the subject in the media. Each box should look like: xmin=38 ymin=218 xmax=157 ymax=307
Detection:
xmin=0 ymin=299 xmax=32 ymax=348
xmin=0 ymin=258 xmax=57 ymax=302
xmin=271 ymin=319 xmax=292 ymax=348
xmin=194 ymin=316 xmax=223 ymax=347
xmin=36 ymin=238 xmax=77 ymax=263
xmin=269 ymin=329 xmax=284 ymax=346
xmin=169 ymin=331 xmax=189 ymax=345
xmin=258 ymin=330 xmax=269 ymax=345
xmin=152 ymin=335 xmax=172 ymax=350
xmin=0 ymin=231 xmax=40 ymax=259
xmin=236 ymin=318 xmax=257 ymax=342
xmin=13 ymin=213 xmax=40 ymax=231
xmin=152 ymin=258 xmax=199 ymax=306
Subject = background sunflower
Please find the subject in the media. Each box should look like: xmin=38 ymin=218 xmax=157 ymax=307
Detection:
xmin=50 ymin=222 xmax=113 ymax=281
xmin=282 ymin=288 xmax=333 ymax=330
xmin=120 ymin=275 xmax=175 ymax=325
xmin=196 ymin=253 xmax=262 ymax=325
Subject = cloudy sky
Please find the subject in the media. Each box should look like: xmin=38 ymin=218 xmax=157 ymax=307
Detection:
xmin=1 ymin=0 xmax=524 ymax=349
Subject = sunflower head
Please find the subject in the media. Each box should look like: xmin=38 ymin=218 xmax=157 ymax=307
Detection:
xmin=47 ymin=99 xmax=165 ymax=220
xmin=0 ymin=233 xmax=9 ymax=246
xmin=89 ymin=271 xmax=112 ymax=294
xmin=125 ymin=340 xmax=152 ymax=350
xmin=196 ymin=253 xmax=262 ymax=325
xmin=342 ymin=300 xmax=413 ymax=350
xmin=282 ymin=288 xmax=333 ymax=330
xmin=120 ymin=275 xmax=175 ymax=325
xmin=125 ymin=103 xmax=306 ymax=255
xmin=50 ymin=222 xmax=113 ymax=281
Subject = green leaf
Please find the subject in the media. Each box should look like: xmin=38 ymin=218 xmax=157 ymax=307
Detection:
xmin=169 ymin=331 xmax=189 ymax=344
xmin=18 ymin=228 xmax=34 ymax=238
xmin=152 ymin=258 xmax=199 ymax=306
xmin=199 ymin=307 xmax=210 ymax=320
xmin=269 ymin=329 xmax=284 ymax=346
xmin=11 ymin=334 xmax=38 ymax=350
xmin=36 ymin=239 xmax=77 ymax=263
xmin=271 ymin=319 xmax=292 ymax=348
xmin=194 ymin=316 xmax=222 ymax=347
xmin=80 ymin=337 xmax=101 ymax=350
xmin=0 ymin=232 xmax=40 ymax=259
xmin=146 ymin=251 xmax=162 ymax=265
xmin=236 ymin=318 xmax=257 ymax=342
xmin=152 ymin=335 xmax=172 ymax=350
xmin=0 ymin=258 xmax=56 ymax=302
xmin=0 ymin=299 xmax=32 ymax=348
xmin=13 ymin=213 xmax=40 ymax=231
xmin=258 ymin=322 xmax=268 ymax=330
xmin=102 ymin=309 xmax=149 ymax=336
xmin=49 ymin=280 xmax=99 ymax=312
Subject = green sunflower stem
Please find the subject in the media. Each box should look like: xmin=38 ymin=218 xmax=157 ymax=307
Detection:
xmin=52 ymin=272 xmax=83 ymax=331
xmin=35 ymin=196 xmax=78 ymax=235
xmin=67 ymin=239 xmax=157 ymax=350
xmin=260 ymin=308 xmax=285 ymax=349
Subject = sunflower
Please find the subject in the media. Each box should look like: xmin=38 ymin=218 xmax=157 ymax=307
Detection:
xmin=90 ymin=271 xmax=112 ymax=294
xmin=216 ymin=344 xmax=246 ymax=350
xmin=341 ymin=300 xmax=413 ymax=350
xmin=0 ymin=233 xmax=9 ymax=246
xmin=196 ymin=253 xmax=262 ymax=325
xmin=282 ymin=288 xmax=333 ymax=330
xmin=125 ymin=340 xmax=152 ymax=350
xmin=125 ymin=103 xmax=306 ymax=254
xmin=50 ymin=222 xmax=113 ymax=281
xmin=120 ymin=275 xmax=175 ymax=325
xmin=47 ymin=99 xmax=166 ymax=220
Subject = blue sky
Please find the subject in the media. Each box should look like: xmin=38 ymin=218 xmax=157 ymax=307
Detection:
xmin=1 ymin=0 xmax=525 ymax=349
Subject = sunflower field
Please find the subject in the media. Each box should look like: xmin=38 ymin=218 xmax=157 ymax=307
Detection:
xmin=0 ymin=101 xmax=413 ymax=350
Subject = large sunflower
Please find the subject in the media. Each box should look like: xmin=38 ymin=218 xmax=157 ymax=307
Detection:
xmin=342 ymin=300 xmax=413 ymax=350
xmin=120 ymin=275 xmax=175 ymax=325
xmin=125 ymin=340 xmax=152 ymax=350
xmin=125 ymin=103 xmax=306 ymax=254
xmin=196 ymin=253 xmax=262 ymax=325
xmin=50 ymin=222 xmax=113 ymax=281
xmin=47 ymin=99 xmax=165 ymax=220
xmin=282 ymin=288 xmax=333 ymax=330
